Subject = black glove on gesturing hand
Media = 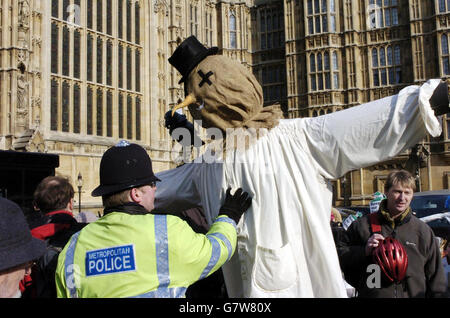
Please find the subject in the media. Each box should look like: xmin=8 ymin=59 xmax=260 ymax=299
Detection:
xmin=219 ymin=188 xmax=252 ymax=224
xmin=164 ymin=110 xmax=187 ymax=134
xmin=164 ymin=110 xmax=204 ymax=147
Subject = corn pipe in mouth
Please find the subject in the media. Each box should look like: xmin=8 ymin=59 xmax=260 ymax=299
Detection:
xmin=171 ymin=94 xmax=197 ymax=116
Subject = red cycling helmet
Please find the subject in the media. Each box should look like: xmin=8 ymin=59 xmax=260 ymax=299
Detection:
xmin=372 ymin=237 xmax=408 ymax=283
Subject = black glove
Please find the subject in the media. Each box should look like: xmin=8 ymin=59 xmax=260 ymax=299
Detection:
xmin=164 ymin=110 xmax=204 ymax=147
xmin=429 ymin=81 xmax=449 ymax=116
xmin=219 ymin=188 xmax=252 ymax=224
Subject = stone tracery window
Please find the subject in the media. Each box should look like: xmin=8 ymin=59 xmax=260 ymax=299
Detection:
xmin=261 ymin=65 xmax=286 ymax=102
xmin=371 ymin=45 xmax=402 ymax=86
xmin=368 ymin=0 xmax=398 ymax=29
xmin=190 ymin=4 xmax=199 ymax=37
xmin=438 ymin=0 xmax=450 ymax=12
xmin=259 ymin=7 xmax=284 ymax=50
xmin=50 ymin=0 xmax=142 ymax=141
xmin=441 ymin=34 xmax=450 ymax=75
xmin=307 ymin=0 xmax=336 ymax=35
xmin=309 ymin=50 xmax=340 ymax=91
xmin=229 ymin=13 xmax=237 ymax=49
xmin=205 ymin=10 xmax=213 ymax=46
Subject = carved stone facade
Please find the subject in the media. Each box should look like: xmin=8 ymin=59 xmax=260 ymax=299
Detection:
xmin=282 ymin=0 xmax=450 ymax=205
xmin=1 ymin=0 xmax=450 ymax=213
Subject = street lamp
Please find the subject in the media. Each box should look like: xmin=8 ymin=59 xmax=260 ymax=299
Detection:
xmin=342 ymin=175 xmax=347 ymax=206
xmin=77 ymin=172 xmax=83 ymax=214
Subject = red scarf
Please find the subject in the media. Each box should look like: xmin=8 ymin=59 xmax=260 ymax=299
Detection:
xmin=30 ymin=210 xmax=74 ymax=241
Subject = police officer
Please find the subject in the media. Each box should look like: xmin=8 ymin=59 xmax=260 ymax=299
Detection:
xmin=55 ymin=141 xmax=252 ymax=298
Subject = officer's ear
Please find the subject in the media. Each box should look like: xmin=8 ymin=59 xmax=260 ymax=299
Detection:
xmin=129 ymin=187 xmax=142 ymax=204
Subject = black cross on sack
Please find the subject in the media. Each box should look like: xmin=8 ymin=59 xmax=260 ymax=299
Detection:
xmin=198 ymin=70 xmax=213 ymax=87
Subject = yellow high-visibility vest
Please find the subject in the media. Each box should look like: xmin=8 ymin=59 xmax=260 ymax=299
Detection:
xmin=55 ymin=212 xmax=236 ymax=298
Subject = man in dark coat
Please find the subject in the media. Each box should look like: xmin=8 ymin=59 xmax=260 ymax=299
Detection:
xmin=21 ymin=176 xmax=86 ymax=298
xmin=338 ymin=170 xmax=447 ymax=298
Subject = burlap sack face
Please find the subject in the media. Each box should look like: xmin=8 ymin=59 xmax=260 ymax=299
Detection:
xmin=186 ymin=55 xmax=282 ymax=132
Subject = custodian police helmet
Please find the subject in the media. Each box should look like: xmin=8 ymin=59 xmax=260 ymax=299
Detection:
xmin=91 ymin=141 xmax=161 ymax=197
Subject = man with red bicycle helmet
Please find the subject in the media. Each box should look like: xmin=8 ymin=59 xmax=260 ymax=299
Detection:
xmin=372 ymin=237 xmax=408 ymax=283
xmin=338 ymin=170 xmax=447 ymax=297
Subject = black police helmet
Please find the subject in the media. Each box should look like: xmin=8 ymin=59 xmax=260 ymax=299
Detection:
xmin=91 ymin=141 xmax=160 ymax=197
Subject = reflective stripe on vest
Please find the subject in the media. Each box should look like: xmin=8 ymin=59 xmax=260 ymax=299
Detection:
xmin=207 ymin=233 xmax=232 ymax=262
xmin=65 ymin=231 xmax=81 ymax=298
xmin=131 ymin=286 xmax=187 ymax=298
xmin=64 ymin=214 xmax=178 ymax=298
xmin=215 ymin=216 xmax=237 ymax=229
xmin=153 ymin=214 xmax=170 ymax=295
xmin=63 ymin=214 xmax=232 ymax=298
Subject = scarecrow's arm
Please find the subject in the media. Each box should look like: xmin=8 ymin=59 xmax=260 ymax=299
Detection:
xmin=153 ymin=160 xmax=226 ymax=226
xmin=300 ymin=79 xmax=448 ymax=180
xmin=153 ymin=162 xmax=203 ymax=214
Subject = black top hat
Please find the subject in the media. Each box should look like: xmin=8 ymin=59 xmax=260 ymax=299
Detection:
xmin=91 ymin=141 xmax=161 ymax=197
xmin=0 ymin=198 xmax=46 ymax=272
xmin=169 ymin=36 xmax=218 ymax=84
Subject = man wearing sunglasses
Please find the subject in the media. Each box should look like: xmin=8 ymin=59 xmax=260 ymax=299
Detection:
xmin=55 ymin=141 xmax=251 ymax=298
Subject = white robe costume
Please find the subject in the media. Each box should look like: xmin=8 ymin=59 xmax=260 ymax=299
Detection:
xmin=154 ymin=79 xmax=443 ymax=297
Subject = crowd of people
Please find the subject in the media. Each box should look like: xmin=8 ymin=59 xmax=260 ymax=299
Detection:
xmin=0 ymin=142 xmax=251 ymax=298
xmin=1 ymin=35 xmax=450 ymax=299
xmin=0 ymin=142 xmax=449 ymax=298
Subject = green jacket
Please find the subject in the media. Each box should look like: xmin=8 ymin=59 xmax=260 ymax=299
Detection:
xmin=55 ymin=207 xmax=236 ymax=298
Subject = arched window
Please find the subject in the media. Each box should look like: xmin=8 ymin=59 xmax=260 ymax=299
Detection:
xmin=379 ymin=48 xmax=386 ymax=66
xmin=332 ymin=51 xmax=339 ymax=89
xmin=310 ymin=51 xmax=337 ymax=91
xmin=307 ymin=0 xmax=336 ymax=34
xmin=439 ymin=0 xmax=447 ymax=12
xmin=310 ymin=53 xmax=316 ymax=72
xmin=442 ymin=34 xmax=449 ymax=55
xmin=324 ymin=52 xmax=331 ymax=89
xmin=372 ymin=48 xmax=378 ymax=67
xmin=310 ymin=54 xmax=317 ymax=91
xmin=190 ymin=4 xmax=199 ymax=37
xmin=317 ymin=53 xmax=323 ymax=71
xmin=442 ymin=34 xmax=450 ymax=75
xmin=372 ymin=46 xmax=402 ymax=86
xmin=230 ymin=13 xmax=237 ymax=49
xmin=50 ymin=0 xmax=143 ymax=140
xmin=324 ymin=52 xmax=330 ymax=70
xmin=260 ymin=8 xmax=284 ymax=49
xmin=368 ymin=0 xmax=398 ymax=28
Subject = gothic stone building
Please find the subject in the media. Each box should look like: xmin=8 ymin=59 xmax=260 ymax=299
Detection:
xmin=1 ymin=0 xmax=450 ymax=214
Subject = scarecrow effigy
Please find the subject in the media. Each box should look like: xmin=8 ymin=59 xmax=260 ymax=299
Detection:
xmin=154 ymin=36 xmax=449 ymax=297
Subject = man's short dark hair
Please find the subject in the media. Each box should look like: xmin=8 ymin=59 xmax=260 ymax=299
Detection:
xmin=33 ymin=176 xmax=74 ymax=213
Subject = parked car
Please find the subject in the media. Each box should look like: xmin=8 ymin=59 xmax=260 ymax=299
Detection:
xmin=421 ymin=213 xmax=450 ymax=240
xmin=410 ymin=190 xmax=450 ymax=218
